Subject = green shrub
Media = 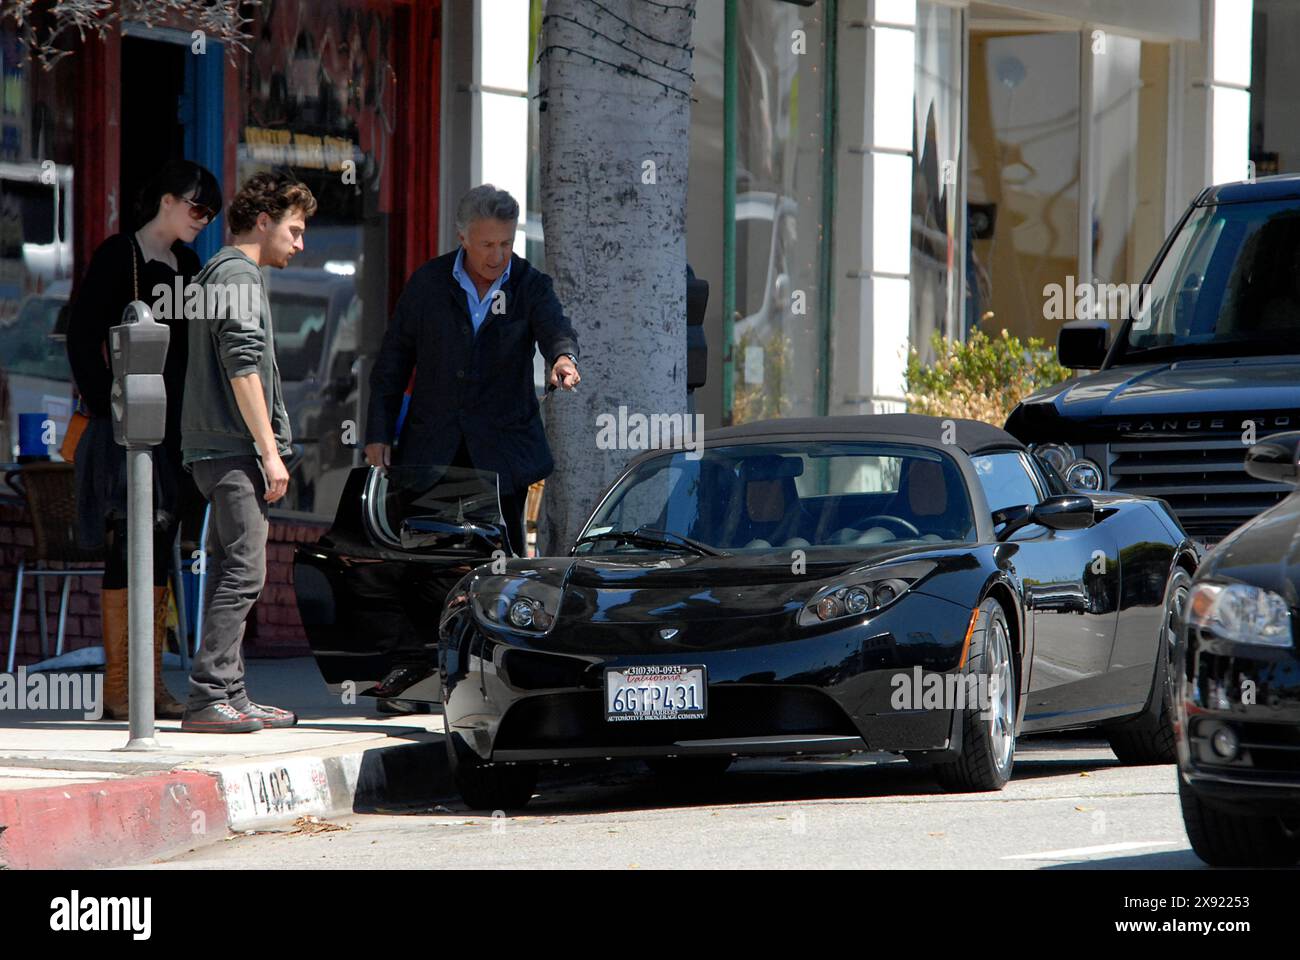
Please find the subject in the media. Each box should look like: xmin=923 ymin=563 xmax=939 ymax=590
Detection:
xmin=905 ymin=328 xmax=1071 ymax=425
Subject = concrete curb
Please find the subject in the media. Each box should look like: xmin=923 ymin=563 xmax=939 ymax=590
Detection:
xmin=0 ymin=771 xmax=228 ymax=870
xmin=0 ymin=735 xmax=455 ymax=869
xmin=188 ymin=736 xmax=454 ymax=832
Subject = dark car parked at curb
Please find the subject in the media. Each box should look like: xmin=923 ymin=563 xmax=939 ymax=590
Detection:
xmin=296 ymin=414 xmax=1199 ymax=811
xmin=1006 ymin=174 xmax=1300 ymax=549
xmin=1174 ymin=431 xmax=1300 ymax=867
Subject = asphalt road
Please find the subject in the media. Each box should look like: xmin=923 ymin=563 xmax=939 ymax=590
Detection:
xmin=137 ymin=736 xmax=1211 ymax=870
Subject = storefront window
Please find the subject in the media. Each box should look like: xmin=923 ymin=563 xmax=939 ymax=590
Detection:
xmin=911 ymin=1 xmax=964 ymax=364
xmin=967 ymin=31 xmax=1081 ymax=342
xmin=238 ymin=0 xmax=397 ymax=517
xmin=1250 ymin=0 xmax=1300 ymax=176
xmin=732 ymin=1 xmax=828 ymax=424
xmin=1089 ymin=37 xmax=1168 ymax=287
xmin=0 ymin=27 xmax=77 ymax=460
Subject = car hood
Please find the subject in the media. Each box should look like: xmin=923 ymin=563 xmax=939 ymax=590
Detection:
xmin=499 ymin=546 xmax=965 ymax=622
xmin=1007 ymin=355 xmax=1300 ymax=438
xmin=1198 ymin=492 xmax=1300 ymax=605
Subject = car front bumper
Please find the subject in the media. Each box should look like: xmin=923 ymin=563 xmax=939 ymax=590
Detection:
xmin=1175 ymin=630 xmax=1300 ymax=816
xmin=440 ymin=589 xmax=984 ymax=763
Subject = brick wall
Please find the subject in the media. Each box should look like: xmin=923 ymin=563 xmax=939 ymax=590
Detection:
xmin=0 ymin=499 xmax=101 ymax=664
xmin=252 ymin=518 xmax=331 ymax=657
xmin=0 ymin=497 xmax=326 ymax=665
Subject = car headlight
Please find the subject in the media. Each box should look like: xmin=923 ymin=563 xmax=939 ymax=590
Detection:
xmin=1064 ymin=458 xmax=1103 ymax=491
xmin=1187 ymin=581 xmax=1293 ymax=648
xmin=470 ymin=573 xmax=562 ymax=635
xmin=1030 ymin=442 xmax=1076 ymax=474
xmin=799 ymin=562 xmax=935 ymax=627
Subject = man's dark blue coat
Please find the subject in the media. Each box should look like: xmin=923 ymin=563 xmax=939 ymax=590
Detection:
xmin=365 ymin=250 xmax=580 ymax=490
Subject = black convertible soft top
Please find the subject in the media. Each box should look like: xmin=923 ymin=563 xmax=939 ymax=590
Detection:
xmin=701 ymin=413 xmax=1025 ymax=457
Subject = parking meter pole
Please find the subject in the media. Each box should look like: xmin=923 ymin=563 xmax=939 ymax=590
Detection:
xmin=123 ymin=445 xmax=159 ymax=748
xmin=108 ymin=301 xmax=170 ymax=752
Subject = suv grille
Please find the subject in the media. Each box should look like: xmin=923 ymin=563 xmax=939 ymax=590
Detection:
xmin=1108 ymin=437 xmax=1292 ymax=539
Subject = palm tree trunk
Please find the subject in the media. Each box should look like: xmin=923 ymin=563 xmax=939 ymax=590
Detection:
xmin=537 ymin=0 xmax=697 ymax=554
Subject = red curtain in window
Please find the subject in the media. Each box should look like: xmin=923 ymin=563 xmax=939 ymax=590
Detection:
xmin=389 ymin=0 xmax=442 ymax=310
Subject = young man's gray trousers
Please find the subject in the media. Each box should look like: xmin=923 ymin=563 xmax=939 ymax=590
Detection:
xmin=187 ymin=456 xmax=268 ymax=710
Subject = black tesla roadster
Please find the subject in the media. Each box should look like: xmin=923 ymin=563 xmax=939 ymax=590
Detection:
xmin=295 ymin=414 xmax=1199 ymax=809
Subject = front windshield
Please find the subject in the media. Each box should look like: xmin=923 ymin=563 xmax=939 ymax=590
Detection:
xmin=1115 ymin=198 xmax=1300 ymax=363
xmin=576 ymin=441 xmax=976 ymax=555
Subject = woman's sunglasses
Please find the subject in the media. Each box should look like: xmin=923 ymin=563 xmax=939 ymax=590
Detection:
xmin=181 ymin=197 xmax=216 ymax=223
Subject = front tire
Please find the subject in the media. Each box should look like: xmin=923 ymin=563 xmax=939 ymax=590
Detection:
xmin=1107 ymin=567 xmax=1190 ymax=765
xmin=934 ymin=598 xmax=1016 ymax=793
xmin=445 ymin=730 xmax=538 ymax=811
xmin=1178 ymin=776 xmax=1300 ymax=867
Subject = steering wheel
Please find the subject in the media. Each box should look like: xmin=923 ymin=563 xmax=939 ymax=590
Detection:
xmin=860 ymin=515 xmax=921 ymax=538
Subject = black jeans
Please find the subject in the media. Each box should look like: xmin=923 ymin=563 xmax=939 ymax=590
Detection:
xmin=381 ymin=442 xmax=528 ymax=678
xmin=103 ymin=520 xmax=175 ymax=590
xmin=449 ymin=438 xmax=528 ymax=557
xmin=186 ymin=456 xmax=268 ymax=710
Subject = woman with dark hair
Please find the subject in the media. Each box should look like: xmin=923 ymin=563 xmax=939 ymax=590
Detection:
xmin=66 ymin=159 xmax=224 ymax=720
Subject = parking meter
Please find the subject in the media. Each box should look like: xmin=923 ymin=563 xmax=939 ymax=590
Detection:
xmin=108 ymin=300 xmax=168 ymax=751
xmin=109 ymin=301 xmax=169 ymax=448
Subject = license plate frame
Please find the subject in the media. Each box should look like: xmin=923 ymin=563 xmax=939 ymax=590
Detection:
xmin=604 ymin=664 xmax=707 ymax=722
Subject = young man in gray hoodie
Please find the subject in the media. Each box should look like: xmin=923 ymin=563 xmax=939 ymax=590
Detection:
xmin=179 ymin=173 xmax=316 ymax=733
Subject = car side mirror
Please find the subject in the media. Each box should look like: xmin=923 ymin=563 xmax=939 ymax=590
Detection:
xmin=995 ymin=495 xmax=1095 ymax=540
xmin=1244 ymin=431 xmax=1300 ymax=485
xmin=1033 ymin=494 xmax=1096 ymax=530
xmin=1057 ymin=320 xmax=1109 ymax=369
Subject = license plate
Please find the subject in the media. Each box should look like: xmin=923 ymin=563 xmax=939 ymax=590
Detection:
xmin=605 ymin=665 xmax=707 ymax=722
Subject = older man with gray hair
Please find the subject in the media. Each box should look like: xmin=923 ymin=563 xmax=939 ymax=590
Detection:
xmin=365 ymin=184 xmax=580 ymax=548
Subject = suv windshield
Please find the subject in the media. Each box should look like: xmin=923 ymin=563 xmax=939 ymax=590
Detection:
xmin=576 ymin=441 xmax=976 ymax=554
xmin=1114 ymin=198 xmax=1300 ymax=363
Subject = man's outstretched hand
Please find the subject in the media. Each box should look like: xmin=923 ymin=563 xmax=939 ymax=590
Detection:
xmin=364 ymin=442 xmax=391 ymax=470
xmin=549 ymin=356 xmax=580 ymax=391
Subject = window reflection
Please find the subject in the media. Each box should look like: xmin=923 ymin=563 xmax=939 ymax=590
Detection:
xmin=967 ymin=31 xmax=1080 ymax=340
xmin=0 ymin=26 xmax=76 ymax=461
xmin=239 ymin=0 xmax=396 ymax=516
xmin=912 ymin=2 xmax=964 ymax=364
xmin=732 ymin=3 xmax=827 ymax=423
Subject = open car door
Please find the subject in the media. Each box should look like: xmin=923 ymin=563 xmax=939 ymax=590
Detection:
xmin=294 ymin=463 xmax=509 ymax=699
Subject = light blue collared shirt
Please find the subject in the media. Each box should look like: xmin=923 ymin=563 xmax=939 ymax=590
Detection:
xmin=452 ymin=247 xmax=512 ymax=334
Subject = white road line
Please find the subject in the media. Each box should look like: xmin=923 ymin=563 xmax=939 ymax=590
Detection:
xmin=1002 ymin=840 xmax=1180 ymax=860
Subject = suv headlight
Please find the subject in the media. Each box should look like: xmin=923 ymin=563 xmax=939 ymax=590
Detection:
xmin=470 ymin=573 xmax=562 ymax=635
xmin=1187 ymin=581 xmax=1293 ymax=648
xmin=1029 ymin=443 xmax=1105 ymax=491
xmin=799 ymin=562 xmax=935 ymax=627
xmin=1064 ymin=458 xmax=1103 ymax=491
xmin=1029 ymin=442 xmax=1075 ymax=474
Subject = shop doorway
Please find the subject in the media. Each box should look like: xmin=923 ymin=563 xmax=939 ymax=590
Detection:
xmin=120 ymin=36 xmax=186 ymax=234
xmin=119 ymin=30 xmax=225 ymax=261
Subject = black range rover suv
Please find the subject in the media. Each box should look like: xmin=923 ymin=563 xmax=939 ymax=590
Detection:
xmin=1006 ymin=174 xmax=1300 ymax=547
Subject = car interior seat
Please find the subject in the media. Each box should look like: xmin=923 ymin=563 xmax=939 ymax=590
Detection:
xmin=890 ymin=458 xmax=972 ymax=541
xmin=722 ymin=455 xmax=809 ymax=549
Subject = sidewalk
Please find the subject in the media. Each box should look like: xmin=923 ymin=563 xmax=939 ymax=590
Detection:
xmin=0 ymin=658 xmax=454 ymax=869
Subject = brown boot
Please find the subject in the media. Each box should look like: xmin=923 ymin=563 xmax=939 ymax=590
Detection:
xmin=100 ymin=588 xmax=130 ymax=720
xmin=153 ymin=586 xmax=186 ymax=719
